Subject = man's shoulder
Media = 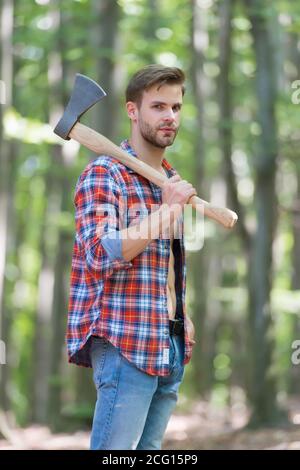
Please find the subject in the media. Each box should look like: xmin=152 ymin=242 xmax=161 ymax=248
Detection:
xmin=81 ymin=154 xmax=125 ymax=178
xmin=75 ymin=154 xmax=128 ymax=194
xmin=91 ymin=154 xmax=122 ymax=172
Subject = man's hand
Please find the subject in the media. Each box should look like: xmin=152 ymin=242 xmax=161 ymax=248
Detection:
xmin=185 ymin=315 xmax=196 ymax=345
xmin=162 ymin=174 xmax=197 ymax=209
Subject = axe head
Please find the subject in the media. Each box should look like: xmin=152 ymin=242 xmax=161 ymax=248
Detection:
xmin=54 ymin=73 xmax=106 ymax=140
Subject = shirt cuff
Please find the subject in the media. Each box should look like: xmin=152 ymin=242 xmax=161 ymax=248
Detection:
xmin=101 ymin=230 xmax=126 ymax=262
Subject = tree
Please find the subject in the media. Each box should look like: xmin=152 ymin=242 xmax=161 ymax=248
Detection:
xmin=91 ymin=0 xmax=122 ymax=142
xmin=245 ymin=0 xmax=283 ymax=426
xmin=189 ymin=0 xmax=210 ymax=395
xmin=0 ymin=0 xmax=14 ymax=418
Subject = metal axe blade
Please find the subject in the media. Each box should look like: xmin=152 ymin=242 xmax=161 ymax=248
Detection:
xmin=53 ymin=73 xmax=106 ymax=140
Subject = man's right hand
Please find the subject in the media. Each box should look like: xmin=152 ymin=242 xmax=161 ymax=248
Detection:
xmin=162 ymin=174 xmax=197 ymax=209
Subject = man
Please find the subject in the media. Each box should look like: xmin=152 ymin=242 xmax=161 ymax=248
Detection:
xmin=67 ymin=64 xmax=197 ymax=450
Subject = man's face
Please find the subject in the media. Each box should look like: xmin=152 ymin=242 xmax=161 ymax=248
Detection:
xmin=132 ymin=83 xmax=183 ymax=149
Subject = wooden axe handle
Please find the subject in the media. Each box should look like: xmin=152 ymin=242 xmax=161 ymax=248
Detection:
xmin=70 ymin=122 xmax=238 ymax=229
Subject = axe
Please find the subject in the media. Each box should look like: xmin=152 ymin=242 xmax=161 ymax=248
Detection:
xmin=54 ymin=74 xmax=238 ymax=229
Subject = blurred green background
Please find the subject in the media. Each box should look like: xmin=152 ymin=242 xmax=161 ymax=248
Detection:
xmin=0 ymin=0 xmax=300 ymax=446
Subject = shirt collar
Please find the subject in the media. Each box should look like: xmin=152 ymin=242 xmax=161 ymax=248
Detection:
xmin=120 ymin=139 xmax=177 ymax=178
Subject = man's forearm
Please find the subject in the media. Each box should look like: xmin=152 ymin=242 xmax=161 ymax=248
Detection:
xmin=121 ymin=204 xmax=182 ymax=262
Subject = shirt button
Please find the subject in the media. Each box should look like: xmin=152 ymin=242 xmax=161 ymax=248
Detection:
xmin=164 ymin=330 xmax=169 ymax=336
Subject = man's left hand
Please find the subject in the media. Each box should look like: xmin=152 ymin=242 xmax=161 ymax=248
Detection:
xmin=185 ymin=315 xmax=196 ymax=345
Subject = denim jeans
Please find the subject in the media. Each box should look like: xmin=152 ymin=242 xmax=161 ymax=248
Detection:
xmin=89 ymin=333 xmax=185 ymax=450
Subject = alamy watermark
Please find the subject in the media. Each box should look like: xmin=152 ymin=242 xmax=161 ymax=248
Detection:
xmin=291 ymin=340 xmax=300 ymax=365
xmin=0 ymin=340 xmax=6 ymax=365
xmin=291 ymin=80 xmax=300 ymax=104
xmin=94 ymin=200 xmax=205 ymax=251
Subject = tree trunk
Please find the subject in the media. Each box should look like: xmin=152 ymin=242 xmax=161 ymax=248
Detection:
xmin=245 ymin=0 xmax=282 ymax=426
xmin=218 ymin=0 xmax=250 ymax=251
xmin=289 ymin=34 xmax=300 ymax=291
xmin=0 ymin=0 xmax=14 ymax=416
xmin=291 ymin=171 xmax=300 ymax=289
xmin=48 ymin=147 xmax=74 ymax=431
xmin=90 ymin=0 xmax=121 ymax=142
xmin=288 ymin=33 xmax=300 ymax=395
xmin=188 ymin=0 xmax=210 ymax=395
xmin=289 ymin=169 xmax=300 ymax=395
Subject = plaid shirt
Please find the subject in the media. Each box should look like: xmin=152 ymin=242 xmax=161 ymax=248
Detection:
xmin=66 ymin=139 xmax=193 ymax=376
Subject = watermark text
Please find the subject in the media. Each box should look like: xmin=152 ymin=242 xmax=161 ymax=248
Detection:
xmin=291 ymin=340 xmax=300 ymax=365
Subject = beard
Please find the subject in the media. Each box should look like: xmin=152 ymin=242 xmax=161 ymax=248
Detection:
xmin=138 ymin=117 xmax=178 ymax=149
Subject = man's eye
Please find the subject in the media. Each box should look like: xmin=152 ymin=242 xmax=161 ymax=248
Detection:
xmin=153 ymin=105 xmax=163 ymax=109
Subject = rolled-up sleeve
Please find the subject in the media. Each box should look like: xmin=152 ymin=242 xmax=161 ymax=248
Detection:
xmin=75 ymin=164 xmax=132 ymax=280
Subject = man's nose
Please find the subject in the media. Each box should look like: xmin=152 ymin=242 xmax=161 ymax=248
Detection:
xmin=163 ymin=108 xmax=176 ymax=121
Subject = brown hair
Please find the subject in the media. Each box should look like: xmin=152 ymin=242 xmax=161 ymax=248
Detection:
xmin=125 ymin=64 xmax=185 ymax=107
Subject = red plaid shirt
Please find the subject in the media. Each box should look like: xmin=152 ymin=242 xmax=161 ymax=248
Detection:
xmin=66 ymin=139 xmax=193 ymax=376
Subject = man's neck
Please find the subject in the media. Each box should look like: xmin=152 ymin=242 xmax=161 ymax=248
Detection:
xmin=128 ymin=134 xmax=166 ymax=173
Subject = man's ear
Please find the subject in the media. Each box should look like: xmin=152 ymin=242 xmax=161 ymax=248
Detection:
xmin=126 ymin=101 xmax=138 ymax=122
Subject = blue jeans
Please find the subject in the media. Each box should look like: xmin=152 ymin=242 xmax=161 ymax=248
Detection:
xmin=89 ymin=334 xmax=185 ymax=450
